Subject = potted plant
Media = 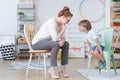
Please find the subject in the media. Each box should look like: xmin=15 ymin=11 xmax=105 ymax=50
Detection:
xmin=17 ymin=12 xmax=24 ymax=20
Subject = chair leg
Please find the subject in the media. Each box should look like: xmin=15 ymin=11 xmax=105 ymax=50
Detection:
xmin=111 ymin=55 xmax=117 ymax=75
xmin=38 ymin=54 xmax=41 ymax=68
xmin=44 ymin=53 xmax=47 ymax=79
xmin=87 ymin=54 xmax=92 ymax=76
xmin=26 ymin=53 xmax=33 ymax=76
xmin=105 ymin=58 xmax=110 ymax=77
xmin=98 ymin=62 xmax=101 ymax=74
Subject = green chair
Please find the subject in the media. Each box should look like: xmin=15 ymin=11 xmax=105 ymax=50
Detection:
xmin=87 ymin=28 xmax=117 ymax=77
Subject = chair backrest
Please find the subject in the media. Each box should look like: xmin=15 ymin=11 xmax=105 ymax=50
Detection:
xmin=24 ymin=23 xmax=37 ymax=50
xmin=97 ymin=28 xmax=114 ymax=51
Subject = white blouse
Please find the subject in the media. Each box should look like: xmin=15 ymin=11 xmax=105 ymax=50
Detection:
xmin=32 ymin=18 xmax=61 ymax=45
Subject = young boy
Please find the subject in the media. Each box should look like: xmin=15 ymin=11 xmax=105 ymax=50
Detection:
xmin=78 ymin=19 xmax=106 ymax=66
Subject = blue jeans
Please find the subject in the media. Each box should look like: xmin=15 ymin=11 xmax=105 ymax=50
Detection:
xmin=91 ymin=45 xmax=105 ymax=51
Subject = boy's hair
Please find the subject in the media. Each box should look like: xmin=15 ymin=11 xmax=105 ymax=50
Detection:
xmin=78 ymin=20 xmax=91 ymax=31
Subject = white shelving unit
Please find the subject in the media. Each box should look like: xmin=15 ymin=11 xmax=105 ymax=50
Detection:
xmin=17 ymin=0 xmax=35 ymax=37
xmin=111 ymin=5 xmax=120 ymax=26
xmin=17 ymin=0 xmax=35 ymax=56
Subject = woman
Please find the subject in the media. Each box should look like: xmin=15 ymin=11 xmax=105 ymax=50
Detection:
xmin=32 ymin=6 xmax=73 ymax=79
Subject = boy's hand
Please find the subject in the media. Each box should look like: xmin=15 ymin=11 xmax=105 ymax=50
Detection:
xmin=100 ymin=50 xmax=103 ymax=55
xmin=89 ymin=50 xmax=94 ymax=55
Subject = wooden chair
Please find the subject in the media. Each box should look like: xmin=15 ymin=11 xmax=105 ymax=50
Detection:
xmin=24 ymin=23 xmax=50 ymax=78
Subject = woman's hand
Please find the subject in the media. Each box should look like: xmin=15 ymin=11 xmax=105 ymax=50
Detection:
xmin=61 ymin=25 xmax=67 ymax=30
xmin=58 ymin=38 xmax=65 ymax=47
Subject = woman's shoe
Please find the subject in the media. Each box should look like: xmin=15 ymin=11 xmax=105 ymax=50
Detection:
xmin=48 ymin=69 xmax=59 ymax=79
xmin=59 ymin=65 xmax=69 ymax=78
xmin=61 ymin=70 xmax=69 ymax=78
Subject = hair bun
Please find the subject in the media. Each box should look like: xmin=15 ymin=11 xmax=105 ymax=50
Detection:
xmin=58 ymin=6 xmax=73 ymax=17
xmin=63 ymin=6 xmax=69 ymax=11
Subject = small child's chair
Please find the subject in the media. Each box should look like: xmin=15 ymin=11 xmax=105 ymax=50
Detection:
xmin=87 ymin=28 xmax=117 ymax=77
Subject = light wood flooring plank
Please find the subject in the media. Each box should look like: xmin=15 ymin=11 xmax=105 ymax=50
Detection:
xmin=0 ymin=58 xmax=96 ymax=80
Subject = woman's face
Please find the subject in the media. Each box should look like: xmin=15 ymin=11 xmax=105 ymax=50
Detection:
xmin=61 ymin=16 xmax=72 ymax=25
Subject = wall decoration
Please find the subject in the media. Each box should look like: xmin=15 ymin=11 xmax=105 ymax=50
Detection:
xmin=79 ymin=0 xmax=105 ymax=23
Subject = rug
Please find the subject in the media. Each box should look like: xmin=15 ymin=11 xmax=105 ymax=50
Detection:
xmin=77 ymin=69 xmax=120 ymax=80
xmin=9 ymin=61 xmax=60 ymax=70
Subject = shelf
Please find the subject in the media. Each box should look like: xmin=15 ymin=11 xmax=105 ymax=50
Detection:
xmin=111 ymin=5 xmax=120 ymax=26
xmin=18 ymin=7 xmax=34 ymax=9
xmin=17 ymin=0 xmax=35 ymax=55
xmin=18 ymin=19 xmax=35 ymax=21
xmin=18 ymin=2 xmax=34 ymax=9
xmin=17 ymin=7 xmax=35 ymax=9
xmin=18 ymin=38 xmax=32 ymax=44
xmin=111 ymin=5 xmax=120 ymax=55
xmin=113 ymin=5 xmax=120 ymax=8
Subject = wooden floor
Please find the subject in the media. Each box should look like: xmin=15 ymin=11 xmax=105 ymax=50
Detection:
xmin=0 ymin=58 xmax=96 ymax=80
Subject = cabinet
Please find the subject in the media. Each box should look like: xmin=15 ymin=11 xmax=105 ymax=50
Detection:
xmin=17 ymin=0 xmax=35 ymax=56
xmin=111 ymin=5 xmax=120 ymax=53
xmin=111 ymin=3 xmax=120 ymax=68
xmin=17 ymin=38 xmax=30 ymax=58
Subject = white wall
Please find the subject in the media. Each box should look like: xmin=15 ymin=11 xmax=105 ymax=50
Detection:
xmin=0 ymin=0 xmax=111 ymax=35
xmin=0 ymin=0 xmax=18 ymax=35
xmin=105 ymin=0 xmax=111 ymax=27
xmin=0 ymin=0 xmax=109 ymax=35
xmin=35 ymin=0 xmax=105 ymax=31
xmin=0 ymin=0 xmax=18 ymax=58
xmin=35 ymin=0 xmax=80 ymax=27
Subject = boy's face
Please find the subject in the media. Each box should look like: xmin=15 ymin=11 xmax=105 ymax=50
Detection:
xmin=78 ymin=25 xmax=86 ymax=32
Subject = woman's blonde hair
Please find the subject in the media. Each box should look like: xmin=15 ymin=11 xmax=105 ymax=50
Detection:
xmin=78 ymin=20 xmax=91 ymax=31
xmin=58 ymin=6 xmax=73 ymax=17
